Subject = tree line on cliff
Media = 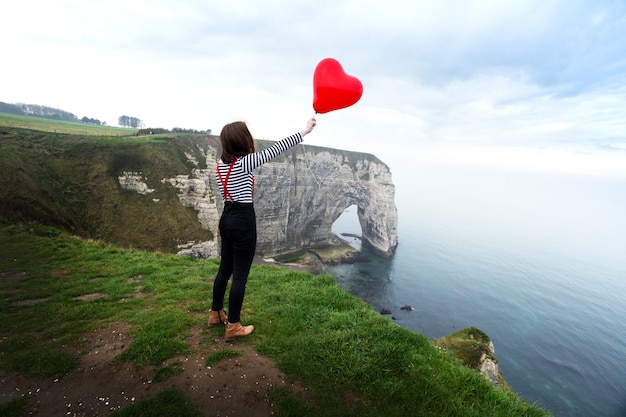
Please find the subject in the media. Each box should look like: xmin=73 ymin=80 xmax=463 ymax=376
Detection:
xmin=0 ymin=101 xmax=104 ymax=125
xmin=1 ymin=101 xmax=210 ymax=135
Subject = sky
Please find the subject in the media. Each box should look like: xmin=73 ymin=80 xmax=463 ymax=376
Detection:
xmin=3 ymin=0 xmax=626 ymax=179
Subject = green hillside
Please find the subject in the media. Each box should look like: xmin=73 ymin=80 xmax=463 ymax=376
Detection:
xmin=0 ymin=112 xmax=133 ymax=136
xmin=0 ymin=225 xmax=550 ymax=416
xmin=0 ymin=114 xmax=214 ymax=252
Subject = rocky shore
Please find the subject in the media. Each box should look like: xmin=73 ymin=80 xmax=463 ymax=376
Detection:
xmin=256 ymin=240 xmax=367 ymax=274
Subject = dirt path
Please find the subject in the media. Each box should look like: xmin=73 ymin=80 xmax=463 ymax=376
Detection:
xmin=0 ymin=322 xmax=299 ymax=417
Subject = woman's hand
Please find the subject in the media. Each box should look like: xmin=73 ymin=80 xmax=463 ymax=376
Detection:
xmin=301 ymin=117 xmax=317 ymax=136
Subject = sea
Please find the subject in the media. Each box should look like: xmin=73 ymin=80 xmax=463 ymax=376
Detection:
xmin=327 ymin=160 xmax=626 ymax=417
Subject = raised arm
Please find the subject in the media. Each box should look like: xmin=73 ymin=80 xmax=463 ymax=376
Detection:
xmin=241 ymin=118 xmax=317 ymax=171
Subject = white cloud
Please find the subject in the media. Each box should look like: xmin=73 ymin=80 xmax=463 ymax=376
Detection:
xmin=2 ymin=0 xmax=626 ymax=178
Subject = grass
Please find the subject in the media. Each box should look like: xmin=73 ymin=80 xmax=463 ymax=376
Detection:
xmin=109 ymin=388 xmax=203 ymax=417
xmin=152 ymin=361 xmax=184 ymax=383
xmin=434 ymin=327 xmax=494 ymax=369
xmin=0 ymin=396 xmax=29 ymax=417
xmin=205 ymin=349 xmax=243 ymax=367
xmin=0 ymin=223 xmax=551 ymax=416
xmin=0 ymin=112 xmax=135 ymax=136
xmin=0 ymin=124 xmax=213 ymax=252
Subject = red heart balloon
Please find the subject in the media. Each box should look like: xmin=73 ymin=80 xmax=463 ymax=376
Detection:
xmin=313 ymin=58 xmax=363 ymax=114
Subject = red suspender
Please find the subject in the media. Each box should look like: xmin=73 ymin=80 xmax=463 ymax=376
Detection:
xmin=217 ymin=158 xmax=237 ymax=201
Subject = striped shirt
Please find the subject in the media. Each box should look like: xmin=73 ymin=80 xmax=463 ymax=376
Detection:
xmin=216 ymin=132 xmax=303 ymax=203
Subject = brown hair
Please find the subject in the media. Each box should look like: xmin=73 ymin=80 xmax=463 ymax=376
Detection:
xmin=219 ymin=121 xmax=256 ymax=163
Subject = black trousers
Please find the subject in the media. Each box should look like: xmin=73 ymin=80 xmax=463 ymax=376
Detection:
xmin=211 ymin=202 xmax=256 ymax=324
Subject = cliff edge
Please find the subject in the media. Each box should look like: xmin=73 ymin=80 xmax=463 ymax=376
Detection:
xmin=157 ymin=138 xmax=398 ymax=259
xmin=0 ymin=129 xmax=398 ymax=261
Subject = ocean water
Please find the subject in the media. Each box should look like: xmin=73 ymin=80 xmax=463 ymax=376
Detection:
xmin=328 ymin=162 xmax=626 ymax=417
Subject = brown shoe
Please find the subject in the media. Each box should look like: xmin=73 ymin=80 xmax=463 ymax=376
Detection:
xmin=208 ymin=309 xmax=228 ymax=327
xmin=225 ymin=322 xmax=254 ymax=341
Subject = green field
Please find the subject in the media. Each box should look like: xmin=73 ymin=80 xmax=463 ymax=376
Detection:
xmin=0 ymin=112 xmax=136 ymax=136
xmin=0 ymin=119 xmax=213 ymax=253
xmin=0 ymin=225 xmax=551 ymax=417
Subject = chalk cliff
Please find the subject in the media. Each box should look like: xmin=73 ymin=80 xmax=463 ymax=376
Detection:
xmin=3 ymin=129 xmax=395 ymax=260
xmin=251 ymin=144 xmax=398 ymax=258
xmin=150 ymin=140 xmax=398 ymax=259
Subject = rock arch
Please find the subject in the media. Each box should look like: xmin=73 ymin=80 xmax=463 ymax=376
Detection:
xmin=250 ymin=145 xmax=398 ymax=258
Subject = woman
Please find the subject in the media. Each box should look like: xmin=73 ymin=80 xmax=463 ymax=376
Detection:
xmin=208 ymin=117 xmax=317 ymax=341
